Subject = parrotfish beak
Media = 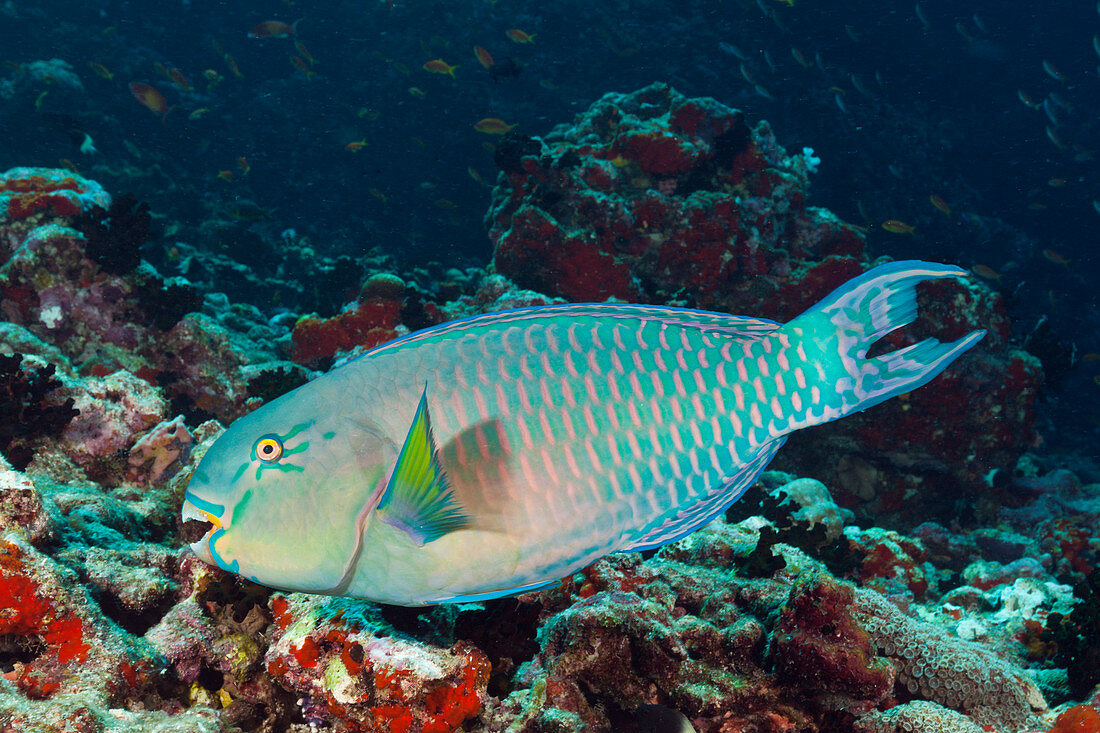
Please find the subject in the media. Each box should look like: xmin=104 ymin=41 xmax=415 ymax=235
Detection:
xmin=180 ymin=498 xmax=220 ymax=565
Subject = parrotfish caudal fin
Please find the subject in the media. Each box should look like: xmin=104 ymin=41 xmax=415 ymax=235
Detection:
xmin=787 ymin=260 xmax=986 ymax=422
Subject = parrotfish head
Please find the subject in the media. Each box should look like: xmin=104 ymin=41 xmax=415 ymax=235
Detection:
xmin=181 ymin=383 xmax=397 ymax=594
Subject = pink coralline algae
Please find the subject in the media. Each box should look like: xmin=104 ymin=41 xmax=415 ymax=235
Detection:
xmin=126 ymin=414 xmax=192 ymax=485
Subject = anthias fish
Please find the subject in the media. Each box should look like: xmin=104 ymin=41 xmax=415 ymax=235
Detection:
xmin=183 ymin=261 xmax=984 ymax=605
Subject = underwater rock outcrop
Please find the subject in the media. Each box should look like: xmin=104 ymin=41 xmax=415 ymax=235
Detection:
xmin=485 ymin=83 xmax=1042 ymax=527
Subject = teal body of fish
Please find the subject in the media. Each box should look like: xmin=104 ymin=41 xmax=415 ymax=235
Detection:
xmin=183 ymin=261 xmax=985 ymax=605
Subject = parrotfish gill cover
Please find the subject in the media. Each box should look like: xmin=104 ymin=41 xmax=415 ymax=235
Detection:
xmin=182 ymin=260 xmax=984 ymax=606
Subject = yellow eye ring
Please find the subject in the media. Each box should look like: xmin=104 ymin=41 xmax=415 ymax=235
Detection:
xmin=254 ymin=436 xmax=283 ymax=463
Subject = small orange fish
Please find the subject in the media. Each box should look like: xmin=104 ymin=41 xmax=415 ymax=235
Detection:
xmin=129 ymin=82 xmax=168 ymax=117
xmin=435 ymin=198 xmax=457 ymax=210
xmin=971 ymin=264 xmax=1001 ymax=282
xmin=505 ymin=29 xmax=535 ymax=44
xmin=203 ymin=69 xmax=222 ymax=82
xmin=1047 ymin=177 xmax=1067 ymax=188
xmin=468 ymin=166 xmax=489 ymax=186
xmin=423 ymin=59 xmax=458 ymax=77
xmin=236 ymin=156 xmax=251 ymax=176
xmin=216 ymin=169 xmax=235 ymax=182
xmin=89 ymin=62 xmax=113 ymax=80
xmin=290 ymin=55 xmax=316 ymax=79
xmin=249 ymin=20 xmax=298 ymax=39
xmin=1080 ymin=353 xmax=1100 ymax=362
xmin=368 ymin=188 xmax=388 ymax=203
xmin=189 ymin=108 xmax=211 ymax=120
xmin=1041 ymin=248 xmax=1070 ymax=265
xmin=345 ymin=139 xmax=367 ymax=152
xmin=168 ymin=68 xmax=191 ymax=92
xmin=929 ymin=195 xmax=951 ymax=216
xmin=154 ymin=61 xmax=171 ymax=80
xmin=474 ymin=117 xmax=515 ymax=134
xmin=474 ymin=46 xmax=495 ymax=69
xmin=881 ymin=219 xmax=915 ymax=234
xmin=408 ymin=87 xmax=427 ymax=99
xmin=291 ymin=41 xmax=313 ymax=67
xmin=224 ymin=54 xmax=244 ymax=78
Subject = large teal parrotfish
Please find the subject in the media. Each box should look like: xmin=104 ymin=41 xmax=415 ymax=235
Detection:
xmin=182 ymin=261 xmax=984 ymax=606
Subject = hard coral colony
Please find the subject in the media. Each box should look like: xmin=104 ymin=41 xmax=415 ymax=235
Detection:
xmin=0 ymin=86 xmax=1090 ymax=733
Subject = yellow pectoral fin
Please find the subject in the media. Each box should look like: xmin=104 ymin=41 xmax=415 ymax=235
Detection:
xmin=377 ymin=388 xmax=470 ymax=546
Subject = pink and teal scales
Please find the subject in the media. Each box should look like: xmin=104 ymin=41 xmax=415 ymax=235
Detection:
xmin=182 ymin=261 xmax=984 ymax=605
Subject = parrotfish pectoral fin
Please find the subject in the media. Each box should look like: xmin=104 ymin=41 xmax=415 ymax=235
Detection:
xmin=377 ymin=388 xmax=471 ymax=546
xmin=801 ymin=260 xmax=986 ymax=417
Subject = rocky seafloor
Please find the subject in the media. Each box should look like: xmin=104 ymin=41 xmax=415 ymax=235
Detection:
xmin=0 ymin=85 xmax=1096 ymax=733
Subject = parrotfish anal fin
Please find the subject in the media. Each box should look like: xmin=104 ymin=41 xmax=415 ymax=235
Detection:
xmin=620 ymin=437 xmax=787 ymax=553
xmin=378 ymin=388 xmax=471 ymax=546
xmin=427 ymin=577 xmax=561 ymax=604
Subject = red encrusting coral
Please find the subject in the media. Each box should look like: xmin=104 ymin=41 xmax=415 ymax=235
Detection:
xmin=290 ymin=297 xmax=404 ymax=365
xmin=0 ymin=539 xmax=89 ymax=698
xmin=0 ymin=167 xmax=110 ymax=222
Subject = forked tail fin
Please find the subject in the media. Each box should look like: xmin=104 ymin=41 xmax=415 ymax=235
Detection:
xmin=784 ymin=260 xmax=986 ymax=422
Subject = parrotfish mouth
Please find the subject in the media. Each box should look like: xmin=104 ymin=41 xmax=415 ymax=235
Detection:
xmin=180 ymin=498 xmax=219 ymax=564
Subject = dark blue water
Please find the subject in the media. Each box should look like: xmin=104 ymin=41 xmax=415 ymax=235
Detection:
xmin=1 ymin=0 xmax=1097 ymax=453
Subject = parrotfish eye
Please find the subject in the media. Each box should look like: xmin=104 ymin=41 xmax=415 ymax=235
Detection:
xmin=254 ymin=435 xmax=284 ymax=463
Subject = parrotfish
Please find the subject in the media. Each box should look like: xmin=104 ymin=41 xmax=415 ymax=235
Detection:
xmin=182 ymin=261 xmax=984 ymax=606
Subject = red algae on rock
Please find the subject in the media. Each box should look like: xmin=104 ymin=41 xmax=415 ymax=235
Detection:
xmin=488 ymin=82 xmax=863 ymax=314
xmin=0 ymin=167 xmax=110 ymax=224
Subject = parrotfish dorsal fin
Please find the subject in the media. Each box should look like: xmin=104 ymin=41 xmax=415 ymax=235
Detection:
xmin=377 ymin=388 xmax=470 ymax=546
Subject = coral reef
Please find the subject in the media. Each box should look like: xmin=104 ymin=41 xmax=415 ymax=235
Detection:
xmin=0 ymin=97 xmax=1079 ymax=732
